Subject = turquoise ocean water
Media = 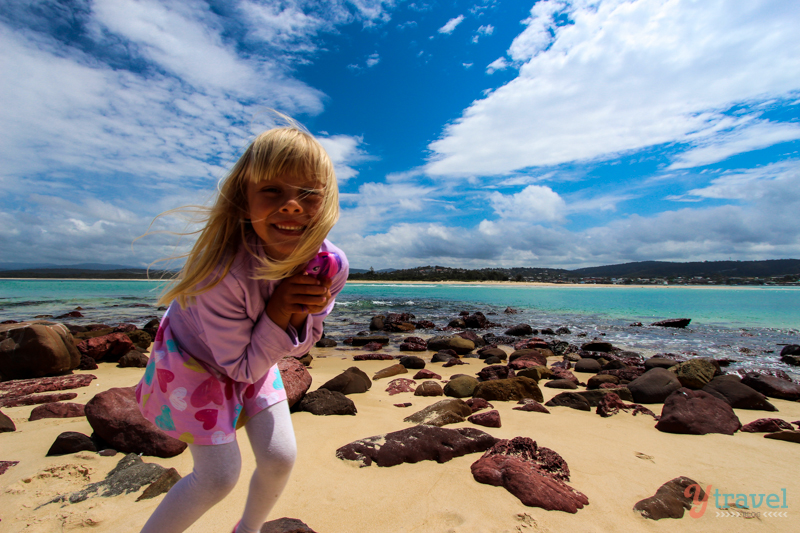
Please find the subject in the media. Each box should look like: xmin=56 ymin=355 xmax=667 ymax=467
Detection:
xmin=1 ymin=279 xmax=798 ymax=376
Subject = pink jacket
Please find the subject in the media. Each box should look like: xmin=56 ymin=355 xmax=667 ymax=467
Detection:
xmin=166 ymin=239 xmax=348 ymax=384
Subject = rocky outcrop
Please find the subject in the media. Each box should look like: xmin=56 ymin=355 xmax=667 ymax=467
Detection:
xmin=0 ymin=321 xmax=81 ymax=380
xmin=470 ymin=437 xmax=588 ymax=513
xmin=336 ymin=425 xmax=497 ymax=467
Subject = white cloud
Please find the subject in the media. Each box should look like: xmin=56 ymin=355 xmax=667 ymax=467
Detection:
xmin=485 ymin=57 xmax=508 ymax=73
xmin=366 ymin=53 xmax=381 ymax=67
xmin=427 ymin=0 xmax=800 ymax=178
xmin=438 ymin=15 xmax=465 ymax=34
xmin=472 ymin=23 xmax=494 ymax=42
xmin=488 ymin=185 xmax=566 ymax=222
xmin=317 ymin=135 xmax=371 ymax=182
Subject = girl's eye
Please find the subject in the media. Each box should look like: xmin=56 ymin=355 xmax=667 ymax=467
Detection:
xmin=260 ymin=187 xmax=281 ymax=194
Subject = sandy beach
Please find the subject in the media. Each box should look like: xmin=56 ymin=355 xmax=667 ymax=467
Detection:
xmin=2 ymin=338 xmax=800 ymax=533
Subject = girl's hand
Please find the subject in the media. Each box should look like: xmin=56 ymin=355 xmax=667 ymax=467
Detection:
xmin=266 ymin=273 xmax=332 ymax=331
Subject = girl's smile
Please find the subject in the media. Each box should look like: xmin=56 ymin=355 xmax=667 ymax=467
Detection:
xmin=246 ymin=173 xmax=323 ymax=260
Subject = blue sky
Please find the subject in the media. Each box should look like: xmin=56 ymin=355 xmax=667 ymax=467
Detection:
xmin=1 ymin=0 xmax=799 ymax=271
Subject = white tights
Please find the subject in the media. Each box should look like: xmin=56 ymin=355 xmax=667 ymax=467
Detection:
xmin=140 ymin=401 xmax=297 ymax=533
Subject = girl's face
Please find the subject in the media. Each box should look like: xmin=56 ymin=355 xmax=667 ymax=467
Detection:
xmin=246 ymin=172 xmax=324 ymax=260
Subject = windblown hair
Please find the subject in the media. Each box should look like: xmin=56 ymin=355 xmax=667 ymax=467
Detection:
xmin=153 ymin=124 xmax=339 ymax=308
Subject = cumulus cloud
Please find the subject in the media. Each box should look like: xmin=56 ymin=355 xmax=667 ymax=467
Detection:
xmin=488 ymin=185 xmax=566 ymax=222
xmin=427 ymin=0 xmax=800 ymax=178
xmin=472 ymin=23 xmax=494 ymax=43
xmin=438 ymin=14 xmax=464 ymax=34
xmin=317 ymin=134 xmax=372 ymax=182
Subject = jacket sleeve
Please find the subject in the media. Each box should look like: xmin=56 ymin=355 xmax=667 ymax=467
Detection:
xmin=188 ymin=273 xmax=312 ymax=384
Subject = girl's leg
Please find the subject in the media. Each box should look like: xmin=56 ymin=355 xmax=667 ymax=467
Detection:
xmin=235 ymin=401 xmax=297 ymax=533
xmin=140 ymin=441 xmax=242 ymax=533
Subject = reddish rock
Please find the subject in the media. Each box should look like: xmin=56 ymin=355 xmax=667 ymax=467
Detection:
xmin=656 ymin=388 xmax=741 ymax=435
xmin=741 ymin=418 xmax=795 ymax=433
xmin=0 ymin=321 xmax=82 ymax=380
xmin=0 ymin=373 xmax=95 ymax=399
xmin=478 ymin=347 xmax=508 ymax=360
xmin=386 ymin=378 xmax=417 ymax=395
xmin=702 ymin=375 xmax=776 ymax=411
xmin=413 ymin=369 xmax=441 ymax=380
xmin=77 ymin=332 xmax=134 ymax=362
xmin=469 ymin=409 xmax=501 ymax=428
xmin=393 ymin=402 xmax=412 ymax=408
xmin=0 ymin=392 xmax=79 ymax=408
xmin=353 ymin=354 xmax=394 ymax=361
xmin=29 ymin=402 xmax=86 ymax=421
xmin=596 ymin=393 xmax=657 ymax=419
xmin=336 ymin=424 xmax=497 ymax=467
xmin=399 ymin=340 xmax=427 ymax=352
xmin=278 ymin=357 xmax=313 ymax=407
xmin=443 ymin=357 xmax=466 ymax=367
xmin=513 ymin=399 xmax=550 ymax=413
xmin=509 ymin=349 xmax=548 ymax=367
xmin=471 ymin=437 xmax=588 ymax=513
xmin=477 ymin=365 xmax=515 ymax=381
xmin=634 ymin=476 xmax=705 ymax=520
xmin=550 ymin=368 xmax=580 ymax=384
xmin=0 ymin=461 xmax=20 ymax=475
xmin=465 ymin=398 xmax=494 ymax=413
xmin=85 ymin=386 xmax=187 ymax=458
xmin=361 ymin=342 xmax=384 ymax=351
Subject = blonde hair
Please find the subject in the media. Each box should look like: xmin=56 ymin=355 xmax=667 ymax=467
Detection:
xmin=153 ymin=124 xmax=339 ymax=308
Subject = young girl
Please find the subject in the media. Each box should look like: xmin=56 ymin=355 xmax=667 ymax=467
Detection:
xmin=136 ymin=124 xmax=348 ymax=533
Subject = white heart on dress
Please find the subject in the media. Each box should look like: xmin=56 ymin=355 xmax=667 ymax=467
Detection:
xmin=169 ymin=387 xmax=188 ymax=411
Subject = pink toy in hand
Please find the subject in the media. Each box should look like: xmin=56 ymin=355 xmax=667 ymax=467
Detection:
xmin=304 ymin=252 xmax=341 ymax=279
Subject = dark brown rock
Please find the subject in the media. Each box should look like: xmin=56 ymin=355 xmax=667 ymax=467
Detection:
xmin=545 ymin=392 xmax=591 ymax=411
xmin=29 ymin=402 xmax=86 ymax=421
xmin=315 ymin=338 xmax=337 ymax=348
xmin=469 ymin=409 xmax=501 ymax=428
xmin=353 ymin=353 xmax=394 ymax=361
xmin=702 ymin=375 xmax=776 ymax=411
xmin=473 ymin=377 xmax=543 ymax=403
xmin=47 ymin=431 xmax=97 ymax=456
xmin=351 ymin=335 xmax=390 ymax=347
xmin=319 ymin=367 xmax=371 ymax=395
xmin=398 ymin=355 xmax=426 ymax=369
xmin=516 ymin=366 xmax=552 ymax=381
xmin=414 ymin=381 xmax=444 ymax=397
xmin=0 ymin=321 xmax=81 ymax=380
xmin=634 ymin=476 xmax=705 ymax=520
xmin=277 ymin=357 xmax=313 ymax=407
xmin=1 ymin=410 xmax=15 ymax=432
xmin=574 ymin=358 xmax=602 ymax=373
xmin=627 ymin=367 xmax=682 ymax=404
xmin=586 ymin=374 xmax=619 ymax=389
xmin=574 ymin=388 xmax=634 ymax=406
xmin=426 ymin=336 xmax=475 ymax=355
xmin=442 ymin=357 xmax=466 ymax=367
xmin=296 ymin=389 xmax=356 ymax=416
xmin=373 ymin=364 xmax=408 ymax=380
xmin=650 ymin=318 xmax=691 ymax=328
xmin=764 ymin=430 xmax=800 ymax=443
xmin=544 ymin=379 xmax=578 ymax=390
xmin=740 ymin=372 xmax=800 ymax=401
xmin=478 ymin=347 xmax=507 ymax=360
xmin=336 ymin=424 xmax=497 ymax=467
xmin=504 ymin=324 xmax=533 ymax=336
xmin=644 ymin=356 xmax=679 ymax=370
xmin=260 ymin=517 xmax=317 ymax=533
xmin=671 ymin=358 xmax=717 ymax=389
xmin=580 ymin=341 xmax=614 ymax=353
xmin=470 ymin=437 xmax=588 ymax=513
xmin=85 ymin=387 xmax=187 ymax=458
xmin=656 ymin=388 xmax=741 ymax=435
xmin=117 ymin=350 xmax=149 ymax=368
xmin=477 ymin=365 xmax=515 ymax=381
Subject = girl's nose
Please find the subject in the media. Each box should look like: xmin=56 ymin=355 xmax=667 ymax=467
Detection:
xmin=280 ymin=197 xmax=303 ymax=214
